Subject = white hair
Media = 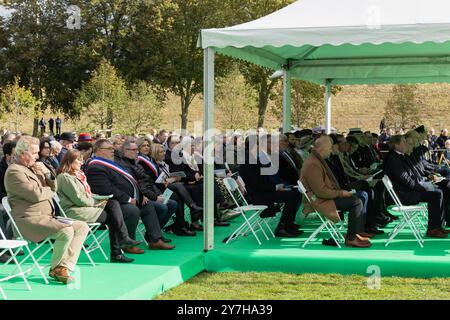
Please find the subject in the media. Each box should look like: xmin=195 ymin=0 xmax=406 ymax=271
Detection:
xmin=50 ymin=140 xmax=62 ymax=150
xmin=15 ymin=136 xmax=39 ymax=156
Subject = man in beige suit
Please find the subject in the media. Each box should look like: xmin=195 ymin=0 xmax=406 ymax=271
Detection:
xmin=5 ymin=136 xmax=89 ymax=284
xmin=300 ymin=135 xmax=371 ymax=248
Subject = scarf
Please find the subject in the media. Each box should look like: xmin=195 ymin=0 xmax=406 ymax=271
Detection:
xmin=75 ymin=170 xmax=92 ymax=197
xmin=311 ymin=149 xmax=341 ymax=189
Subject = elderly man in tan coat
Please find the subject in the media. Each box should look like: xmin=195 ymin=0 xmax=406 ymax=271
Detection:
xmin=5 ymin=136 xmax=89 ymax=284
xmin=300 ymin=135 xmax=371 ymax=248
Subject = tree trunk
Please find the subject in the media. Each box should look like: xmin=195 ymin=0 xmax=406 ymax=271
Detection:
xmin=180 ymin=94 xmax=190 ymax=130
xmin=32 ymin=118 xmax=39 ymax=137
xmin=257 ymin=81 xmax=269 ymax=128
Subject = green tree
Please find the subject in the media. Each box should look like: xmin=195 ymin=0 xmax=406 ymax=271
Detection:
xmin=384 ymin=84 xmax=423 ymax=130
xmin=2 ymin=0 xmax=99 ymax=134
xmin=0 ymin=77 xmax=40 ymax=133
xmin=216 ymin=68 xmax=257 ymax=131
xmin=74 ymin=60 xmax=127 ymax=135
xmin=124 ymin=0 xmax=233 ymax=129
xmin=272 ymin=80 xmax=342 ymax=129
xmin=116 ymin=81 xmax=163 ymax=135
xmin=234 ymin=0 xmax=295 ymax=128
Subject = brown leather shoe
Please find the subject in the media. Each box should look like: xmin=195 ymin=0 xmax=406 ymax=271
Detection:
xmin=357 ymin=232 xmax=375 ymax=239
xmin=122 ymin=246 xmax=145 ymax=254
xmin=345 ymin=236 xmax=372 ymax=248
xmin=49 ymin=266 xmax=74 ymax=284
xmin=439 ymin=228 xmax=450 ymax=235
xmin=426 ymin=229 xmax=448 ymax=238
xmin=148 ymin=239 xmax=175 ymax=250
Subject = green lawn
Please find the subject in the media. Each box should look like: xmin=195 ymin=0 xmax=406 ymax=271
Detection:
xmin=156 ymin=272 xmax=450 ymax=300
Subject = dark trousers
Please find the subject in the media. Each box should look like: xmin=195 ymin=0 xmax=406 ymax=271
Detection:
xmin=398 ymin=189 xmax=444 ymax=230
xmin=249 ymin=190 xmax=302 ymax=229
xmin=152 ymin=199 xmax=178 ymax=229
xmin=350 ymin=180 xmax=385 ymax=228
xmin=334 ymin=196 xmax=365 ymax=236
xmin=56 ymin=126 xmax=61 ymax=135
xmin=436 ymin=179 xmax=450 ymax=224
xmin=95 ymin=199 xmax=129 ymax=256
xmin=167 ymin=182 xmax=196 ymax=227
xmin=0 ymin=205 xmax=12 ymax=239
xmin=120 ymin=202 xmax=162 ymax=243
xmin=184 ymin=181 xmax=224 ymax=222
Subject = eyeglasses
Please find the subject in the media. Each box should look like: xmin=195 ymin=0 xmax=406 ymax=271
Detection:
xmin=99 ymin=147 xmax=115 ymax=151
xmin=126 ymin=148 xmax=139 ymax=152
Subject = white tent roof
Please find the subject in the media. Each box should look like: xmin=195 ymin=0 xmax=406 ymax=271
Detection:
xmin=200 ymin=0 xmax=450 ymax=85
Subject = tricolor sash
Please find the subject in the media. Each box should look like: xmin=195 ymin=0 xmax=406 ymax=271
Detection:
xmin=137 ymin=155 xmax=159 ymax=177
xmin=88 ymin=157 xmax=139 ymax=199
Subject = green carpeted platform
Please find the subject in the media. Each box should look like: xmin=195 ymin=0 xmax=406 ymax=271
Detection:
xmin=0 ymin=233 xmax=205 ymax=300
xmin=2 ymin=213 xmax=450 ymax=299
xmin=206 ymin=215 xmax=450 ymax=278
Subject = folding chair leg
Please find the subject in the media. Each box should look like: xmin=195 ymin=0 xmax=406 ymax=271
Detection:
xmin=8 ymin=248 xmax=32 ymax=291
xmin=0 ymin=286 xmax=6 ymax=300
xmin=302 ymin=223 xmax=326 ymax=248
xmin=23 ymin=244 xmax=49 ymax=285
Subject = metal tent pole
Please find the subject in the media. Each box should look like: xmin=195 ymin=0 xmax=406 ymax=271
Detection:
xmin=203 ymin=47 xmax=215 ymax=251
xmin=325 ymin=79 xmax=332 ymax=134
xmin=282 ymin=69 xmax=292 ymax=132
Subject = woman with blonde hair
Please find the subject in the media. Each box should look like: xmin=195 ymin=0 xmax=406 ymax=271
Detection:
xmin=57 ymin=149 xmax=141 ymax=263
xmin=136 ymin=142 xmax=198 ymax=235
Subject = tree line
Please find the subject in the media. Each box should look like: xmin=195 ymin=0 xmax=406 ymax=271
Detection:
xmin=0 ymin=0 xmax=422 ymax=135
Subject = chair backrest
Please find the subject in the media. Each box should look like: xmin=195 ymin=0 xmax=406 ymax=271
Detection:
xmin=1 ymin=197 xmax=25 ymax=241
xmin=223 ymin=177 xmax=249 ymax=207
xmin=382 ymin=175 xmax=403 ymax=208
xmin=297 ymin=180 xmax=313 ymax=204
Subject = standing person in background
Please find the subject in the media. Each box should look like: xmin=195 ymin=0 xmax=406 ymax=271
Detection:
xmin=39 ymin=117 xmax=46 ymax=136
xmin=49 ymin=117 xmax=55 ymax=136
xmin=55 ymin=117 xmax=62 ymax=135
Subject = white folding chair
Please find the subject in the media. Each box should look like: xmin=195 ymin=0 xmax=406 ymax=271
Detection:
xmin=2 ymin=197 xmax=51 ymax=284
xmin=382 ymin=175 xmax=426 ymax=248
xmin=0 ymin=227 xmax=31 ymax=299
xmin=296 ymin=181 xmax=345 ymax=248
xmin=222 ymin=177 xmax=270 ymax=245
xmin=53 ymin=194 xmax=109 ymax=264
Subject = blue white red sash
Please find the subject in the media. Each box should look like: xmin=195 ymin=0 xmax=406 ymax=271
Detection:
xmin=137 ymin=155 xmax=158 ymax=177
xmin=88 ymin=157 xmax=139 ymax=198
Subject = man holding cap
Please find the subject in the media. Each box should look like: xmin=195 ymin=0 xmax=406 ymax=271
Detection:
xmin=57 ymin=132 xmax=75 ymax=162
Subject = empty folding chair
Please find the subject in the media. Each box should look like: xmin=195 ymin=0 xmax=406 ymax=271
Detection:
xmin=382 ymin=175 xmax=426 ymax=247
xmin=53 ymin=194 xmax=108 ymax=265
xmin=0 ymin=227 xmax=31 ymax=300
xmin=2 ymin=197 xmax=51 ymax=284
xmin=222 ymin=177 xmax=270 ymax=245
xmin=296 ymin=181 xmax=345 ymax=248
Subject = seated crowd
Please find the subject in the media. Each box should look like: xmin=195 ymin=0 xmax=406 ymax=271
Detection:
xmin=0 ymin=124 xmax=449 ymax=284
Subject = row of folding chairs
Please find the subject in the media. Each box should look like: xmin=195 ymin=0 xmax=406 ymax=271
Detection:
xmin=221 ymin=175 xmax=430 ymax=249
xmin=0 ymin=195 xmax=110 ymax=299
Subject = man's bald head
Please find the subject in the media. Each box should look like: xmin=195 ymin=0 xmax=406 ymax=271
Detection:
xmin=313 ymin=135 xmax=333 ymax=159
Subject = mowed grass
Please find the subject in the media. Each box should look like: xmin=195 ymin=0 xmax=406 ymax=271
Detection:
xmin=156 ymin=272 xmax=450 ymax=300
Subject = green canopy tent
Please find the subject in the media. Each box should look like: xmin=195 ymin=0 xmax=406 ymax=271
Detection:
xmin=199 ymin=0 xmax=450 ymax=250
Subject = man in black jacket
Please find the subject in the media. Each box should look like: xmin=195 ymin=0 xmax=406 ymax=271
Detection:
xmin=383 ymin=135 xmax=448 ymax=238
xmin=116 ymin=141 xmax=180 ymax=236
xmin=85 ymin=139 xmax=175 ymax=251
xmin=238 ymin=134 xmax=302 ymax=238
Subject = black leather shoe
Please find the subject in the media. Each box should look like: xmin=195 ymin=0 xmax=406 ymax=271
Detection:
xmin=286 ymin=227 xmax=304 ymax=236
xmin=214 ymin=220 xmax=230 ymax=227
xmin=190 ymin=222 xmax=204 ymax=231
xmin=274 ymin=228 xmax=299 ymax=238
xmin=366 ymin=227 xmax=385 ymax=235
xmin=111 ymin=254 xmax=134 ymax=263
xmin=259 ymin=208 xmax=276 ymax=218
xmin=161 ymin=236 xmax=172 ymax=243
xmin=384 ymin=212 xmax=399 ymax=221
xmin=173 ymin=227 xmax=196 ymax=236
xmin=119 ymin=237 xmax=142 ymax=248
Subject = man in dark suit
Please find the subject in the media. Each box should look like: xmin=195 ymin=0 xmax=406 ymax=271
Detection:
xmin=279 ymin=134 xmax=302 ymax=186
xmin=238 ymin=134 xmax=302 ymax=237
xmin=383 ymin=135 xmax=448 ymax=237
xmin=85 ymin=139 xmax=175 ymax=251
